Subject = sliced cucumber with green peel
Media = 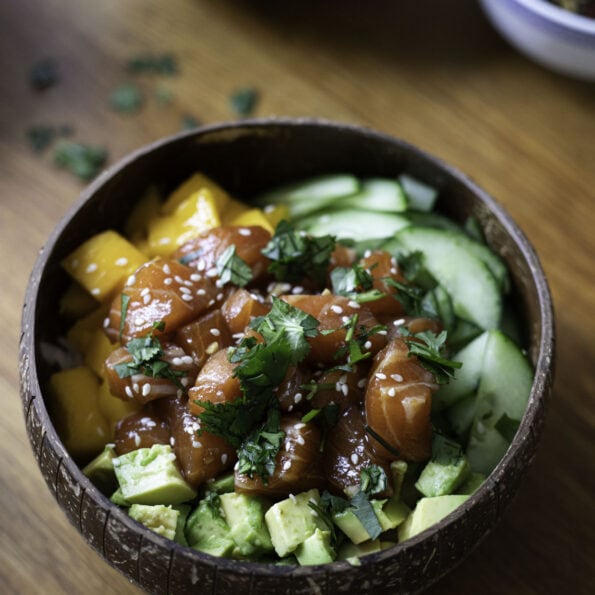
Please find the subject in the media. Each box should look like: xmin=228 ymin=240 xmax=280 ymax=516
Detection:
xmin=446 ymin=394 xmax=476 ymax=440
xmin=339 ymin=178 xmax=408 ymax=212
xmin=298 ymin=209 xmax=410 ymax=241
xmin=405 ymin=211 xmax=463 ymax=233
xmin=254 ymin=174 xmax=360 ymax=218
xmin=398 ymin=174 xmax=438 ymax=212
xmin=395 ymin=227 xmax=502 ymax=330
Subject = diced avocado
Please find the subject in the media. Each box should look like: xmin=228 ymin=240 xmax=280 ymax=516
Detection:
xmin=219 ymin=492 xmax=273 ymax=556
xmin=415 ymin=434 xmax=471 ymax=497
xmin=82 ymin=443 xmax=117 ymax=494
xmin=337 ymin=538 xmax=386 ymax=562
xmin=398 ymin=495 xmax=469 ymax=541
xmin=294 ymin=528 xmax=335 ymax=566
xmin=457 ymin=472 xmax=486 ymax=495
xmin=333 ymin=499 xmax=410 ymax=544
xmin=205 ymin=472 xmax=235 ymax=494
xmin=264 ymin=489 xmax=325 ymax=558
xmin=113 ymin=444 xmax=196 ymax=505
xmin=110 ymin=487 xmax=130 ymax=507
xmin=185 ymin=496 xmax=236 ymax=557
xmin=390 ymin=460 xmax=408 ymax=501
xmin=173 ymin=504 xmax=191 ymax=546
xmin=128 ymin=503 xmax=179 ymax=541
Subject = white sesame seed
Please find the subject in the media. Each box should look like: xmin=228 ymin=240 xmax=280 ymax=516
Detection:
xmin=197 ymin=260 xmax=206 ymax=272
xmin=347 ymin=300 xmax=361 ymax=309
xmin=210 ymin=328 xmax=221 ymax=337
xmin=103 ymin=317 xmax=110 ymax=328
xmin=206 ymin=341 xmax=219 ymax=354
xmin=197 ymin=288 xmax=207 ymax=296
xmin=140 ymin=287 xmax=149 ymax=296
xmin=341 ymin=384 xmax=349 ymax=396
xmin=206 ymin=268 xmax=218 ymax=278
xmin=364 ymin=250 xmax=372 ymax=258
xmin=289 ymin=493 xmax=297 ymax=503
xmin=181 ymin=294 xmax=193 ymax=302
xmin=163 ymin=277 xmax=173 ymax=285
xmin=115 ymin=257 xmax=128 ymax=267
xmin=207 ymin=299 xmax=215 ymax=307
xmin=142 ymin=293 xmax=151 ymax=305
xmin=127 ymin=275 xmax=136 ymax=286
xmin=238 ymin=228 xmax=251 ymax=236
xmin=283 ymin=460 xmax=292 ymax=471
xmin=134 ymin=433 xmax=141 ymax=447
xmin=179 ymin=286 xmax=192 ymax=295
xmin=377 ymin=329 xmax=388 ymax=335
xmin=390 ymin=268 xmax=398 ymax=275
xmin=134 ymin=317 xmax=145 ymax=326
xmin=351 ymin=453 xmax=359 ymax=465
xmin=296 ymin=435 xmax=305 ymax=445
xmin=294 ymin=392 xmax=303 ymax=403
xmin=331 ymin=305 xmax=343 ymax=314
xmin=376 ymin=373 xmax=387 ymax=380
xmin=357 ymin=378 xmax=367 ymax=388
xmin=391 ymin=373 xmax=404 ymax=382
xmin=294 ymin=422 xmax=306 ymax=430
xmin=172 ymin=357 xmax=183 ymax=366
xmin=91 ymin=288 xmax=100 ymax=296
xmin=341 ymin=315 xmax=351 ymax=324
xmin=181 ymin=355 xmax=194 ymax=365
xmin=221 ymin=453 xmax=228 ymax=464
xmin=364 ymin=340 xmax=372 ymax=350
xmin=292 ymin=286 xmax=304 ymax=294
xmin=335 ymin=382 xmax=341 ymax=393
xmin=159 ymin=237 xmax=171 ymax=245
xmin=190 ymin=273 xmax=201 ymax=282
xmin=288 ymin=405 xmax=294 ymax=412
xmin=86 ymin=263 xmax=97 ymax=273
xmin=181 ymin=378 xmax=189 ymax=387
xmin=174 ymin=275 xmax=185 ymax=284
xmin=393 ymin=318 xmax=405 ymax=326
xmin=216 ymin=293 xmax=224 ymax=301
xmin=133 ymin=383 xmax=140 ymax=393
xmin=142 ymin=384 xmax=151 ymax=397
xmin=388 ymin=387 xmax=396 ymax=397
xmin=215 ymin=279 xmax=225 ymax=288
xmin=125 ymin=386 xmax=133 ymax=398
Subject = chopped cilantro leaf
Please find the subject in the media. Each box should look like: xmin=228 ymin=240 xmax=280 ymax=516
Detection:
xmin=299 ymin=381 xmax=336 ymax=401
xmin=350 ymin=491 xmax=383 ymax=540
xmin=30 ymin=58 xmax=60 ymax=91
xmin=216 ymin=245 xmax=253 ymax=287
xmin=359 ymin=465 xmax=388 ymax=497
xmin=119 ymin=293 xmax=130 ymax=341
xmin=383 ymin=277 xmax=430 ymax=317
xmin=109 ymin=83 xmax=144 ymax=113
xmin=53 ymin=141 xmax=108 ymax=181
xmin=181 ymin=114 xmax=201 ymax=130
xmin=262 ymin=220 xmax=336 ymax=287
xmin=27 ymin=124 xmax=73 ymax=152
xmin=203 ymin=490 xmax=222 ymax=517
xmin=229 ymin=87 xmax=259 ymax=117
xmin=126 ymin=54 xmax=178 ymax=75
xmin=331 ymin=264 xmax=385 ymax=304
xmin=400 ymin=329 xmax=462 ymax=384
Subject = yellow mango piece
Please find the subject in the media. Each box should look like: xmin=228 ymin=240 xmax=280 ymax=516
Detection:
xmin=97 ymin=381 xmax=140 ymax=437
xmin=162 ymin=172 xmax=231 ymax=215
xmin=59 ymin=281 xmax=99 ymax=320
xmin=229 ymin=208 xmax=274 ymax=233
xmin=221 ymin=197 xmax=250 ymax=224
xmin=263 ymin=204 xmax=290 ymax=229
xmin=61 ymin=230 xmax=147 ymax=301
xmin=67 ymin=304 xmax=110 ymax=353
xmin=147 ymin=188 xmax=221 ymax=256
xmin=124 ymin=186 xmax=162 ymax=243
xmin=49 ymin=366 xmax=110 ymax=462
xmin=84 ymin=329 xmax=118 ymax=378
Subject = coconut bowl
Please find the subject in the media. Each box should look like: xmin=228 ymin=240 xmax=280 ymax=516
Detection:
xmin=19 ymin=118 xmax=555 ymax=595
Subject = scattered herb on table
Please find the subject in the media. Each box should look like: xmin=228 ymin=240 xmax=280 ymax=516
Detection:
xmin=181 ymin=114 xmax=201 ymax=130
xmin=30 ymin=58 xmax=60 ymax=91
xmin=229 ymin=87 xmax=259 ymax=117
xmin=109 ymin=83 xmax=144 ymax=113
xmin=26 ymin=124 xmax=73 ymax=152
xmin=53 ymin=140 xmax=108 ymax=181
xmin=155 ymin=85 xmax=173 ymax=105
xmin=126 ymin=53 xmax=178 ymax=75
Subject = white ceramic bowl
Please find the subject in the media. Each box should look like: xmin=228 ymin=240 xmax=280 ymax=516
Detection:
xmin=480 ymin=0 xmax=595 ymax=80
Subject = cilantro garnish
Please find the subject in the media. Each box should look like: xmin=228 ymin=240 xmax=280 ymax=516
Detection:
xmin=400 ymin=329 xmax=462 ymax=384
xmin=383 ymin=277 xmax=431 ymax=317
xmin=119 ymin=293 xmax=130 ymax=341
xmin=126 ymin=54 xmax=178 ymax=75
xmin=330 ymin=264 xmax=385 ymax=303
xmin=299 ymin=381 xmax=336 ymax=401
xmin=359 ymin=465 xmax=388 ymax=497
xmin=236 ymin=407 xmax=285 ymax=482
xmin=330 ymin=314 xmax=386 ymax=371
xmin=181 ymin=114 xmax=201 ymax=130
xmin=495 ymin=413 xmax=520 ymax=442
xmin=350 ymin=491 xmax=383 ymax=540
xmin=229 ymin=87 xmax=259 ymax=117
xmin=203 ymin=490 xmax=222 ymax=517
xmin=54 ymin=141 xmax=108 ymax=181
xmin=109 ymin=83 xmax=144 ymax=113
xmin=262 ymin=220 xmax=336 ymax=287
xmin=216 ymin=245 xmax=253 ymax=287
xmin=114 ymin=323 xmax=185 ymax=388
xmin=30 ymin=58 xmax=60 ymax=91
xmin=26 ymin=124 xmax=72 ymax=153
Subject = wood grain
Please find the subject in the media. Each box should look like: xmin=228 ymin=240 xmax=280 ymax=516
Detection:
xmin=1 ymin=0 xmax=593 ymax=594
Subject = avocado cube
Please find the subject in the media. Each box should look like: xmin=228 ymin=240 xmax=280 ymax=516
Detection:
xmin=186 ymin=498 xmax=236 ymax=557
xmin=389 ymin=460 xmax=408 ymax=501
xmin=219 ymin=492 xmax=273 ymax=556
xmin=173 ymin=504 xmax=191 ymax=546
xmin=294 ymin=528 xmax=334 ymax=566
xmin=205 ymin=472 xmax=235 ymax=495
xmin=110 ymin=487 xmax=131 ymax=507
xmin=128 ymin=503 xmax=179 ymax=540
xmin=457 ymin=472 xmax=486 ymax=495
xmin=265 ymin=489 xmax=325 ymax=558
xmin=113 ymin=444 xmax=196 ymax=505
xmin=82 ymin=443 xmax=117 ymax=494
xmin=398 ymin=495 xmax=469 ymax=541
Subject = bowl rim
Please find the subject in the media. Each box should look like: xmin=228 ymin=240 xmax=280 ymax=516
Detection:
xmin=503 ymin=0 xmax=595 ymax=33
xmin=21 ymin=117 xmax=555 ymax=585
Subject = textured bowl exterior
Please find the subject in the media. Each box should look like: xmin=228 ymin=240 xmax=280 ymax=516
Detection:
xmin=19 ymin=119 xmax=555 ymax=595
xmin=480 ymin=0 xmax=595 ymax=80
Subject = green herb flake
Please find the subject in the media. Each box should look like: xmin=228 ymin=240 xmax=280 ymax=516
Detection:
xmin=350 ymin=491 xmax=383 ymax=540
xmin=495 ymin=413 xmax=521 ymax=442
xmin=30 ymin=58 xmax=60 ymax=91
xmin=126 ymin=54 xmax=178 ymax=75
xmin=119 ymin=293 xmax=130 ymax=341
xmin=359 ymin=465 xmax=388 ymax=497
xmin=155 ymin=85 xmax=173 ymax=105
xmin=229 ymin=87 xmax=259 ymax=117
xmin=109 ymin=83 xmax=144 ymax=113
xmin=26 ymin=124 xmax=73 ymax=153
xmin=181 ymin=114 xmax=201 ymax=130
xmin=53 ymin=140 xmax=108 ymax=181
xmin=216 ymin=245 xmax=253 ymax=287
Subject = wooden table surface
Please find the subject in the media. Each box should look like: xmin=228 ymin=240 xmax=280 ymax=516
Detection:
xmin=1 ymin=0 xmax=594 ymax=593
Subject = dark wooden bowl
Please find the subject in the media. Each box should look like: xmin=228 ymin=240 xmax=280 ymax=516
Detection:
xmin=19 ymin=119 xmax=555 ymax=595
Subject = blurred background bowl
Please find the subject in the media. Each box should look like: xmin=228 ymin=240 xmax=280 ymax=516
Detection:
xmin=480 ymin=0 xmax=595 ymax=80
xmin=20 ymin=118 xmax=555 ymax=595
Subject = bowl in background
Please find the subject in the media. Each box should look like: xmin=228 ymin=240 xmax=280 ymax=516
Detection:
xmin=19 ymin=118 xmax=555 ymax=594
xmin=480 ymin=0 xmax=595 ymax=80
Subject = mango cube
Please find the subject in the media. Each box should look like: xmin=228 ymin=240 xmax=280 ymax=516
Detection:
xmin=66 ymin=304 xmax=110 ymax=353
xmin=221 ymin=197 xmax=251 ymax=224
xmin=61 ymin=230 xmax=147 ymax=301
xmin=229 ymin=208 xmax=274 ymax=233
xmin=147 ymin=188 xmax=221 ymax=256
xmin=263 ymin=204 xmax=290 ymax=229
xmin=124 ymin=186 xmax=162 ymax=244
xmin=84 ymin=329 xmax=119 ymax=377
xmin=59 ymin=281 xmax=99 ymax=320
xmin=161 ymin=172 xmax=231 ymax=215
xmin=49 ymin=366 xmax=110 ymax=462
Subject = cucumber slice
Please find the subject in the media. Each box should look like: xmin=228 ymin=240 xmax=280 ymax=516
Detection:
xmin=405 ymin=211 xmax=462 ymax=233
xmin=395 ymin=227 xmax=502 ymax=330
xmin=446 ymin=394 xmax=476 ymax=440
xmin=339 ymin=178 xmax=408 ymax=213
xmin=448 ymin=318 xmax=483 ymax=352
xmin=466 ymin=330 xmax=533 ymax=475
xmin=298 ymin=209 xmax=410 ymax=242
xmin=254 ymin=174 xmax=360 ymax=218
xmin=435 ymin=331 xmax=490 ymax=409
xmin=398 ymin=174 xmax=438 ymax=212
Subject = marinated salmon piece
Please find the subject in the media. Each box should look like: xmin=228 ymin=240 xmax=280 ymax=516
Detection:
xmin=176 ymin=309 xmax=233 ymax=368
xmin=359 ymin=250 xmax=407 ymax=318
xmin=164 ymin=396 xmax=236 ymax=488
xmin=283 ymin=294 xmax=386 ymax=365
xmin=329 ymin=244 xmax=356 ymax=271
xmin=275 ymin=366 xmax=311 ymax=413
xmin=114 ymin=406 xmax=170 ymax=455
xmin=105 ymin=343 xmax=198 ymax=405
xmin=323 ymin=404 xmax=392 ymax=498
xmin=105 ymin=257 xmax=219 ymax=343
xmin=386 ymin=316 xmax=443 ymax=341
xmin=234 ymin=416 xmax=326 ymax=497
xmin=188 ymin=349 xmax=241 ymax=416
xmin=221 ymin=289 xmax=269 ymax=335
xmin=365 ymin=338 xmax=438 ymax=462
xmin=173 ymin=225 xmax=272 ymax=284
xmin=309 ymin=366 xmax=367 ymax=413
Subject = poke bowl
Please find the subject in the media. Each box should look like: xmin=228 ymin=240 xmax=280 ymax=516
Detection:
xmin=19 ymin=118 xmax=555 ymax=594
